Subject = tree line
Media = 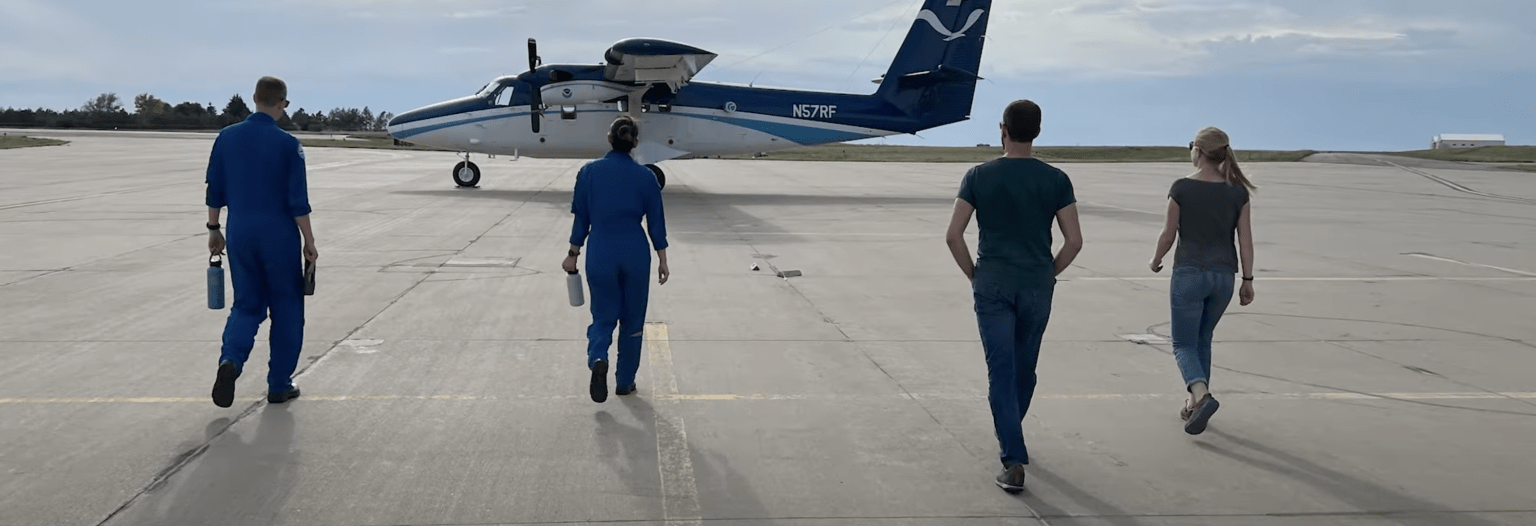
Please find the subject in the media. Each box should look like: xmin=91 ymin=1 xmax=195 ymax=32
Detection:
xmin=0 ymin=92 xmax=393 ymax=133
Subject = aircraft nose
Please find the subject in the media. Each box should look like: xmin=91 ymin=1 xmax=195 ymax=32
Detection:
xmin=385 ymin=95 xmax=491 ymax=141
xmin=387 ymin=107 xmax=433 ymax=135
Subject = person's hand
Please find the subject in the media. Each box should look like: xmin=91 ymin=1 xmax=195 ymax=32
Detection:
xmin=209 ymin=231 xmax=225 ymax=255
xmin=562 ymin=255 xmax=578 ymax=274
xmin=303 ymin=241 xmax=319 ymax=264
xmin=1149 ymin=258 xmax=1163 ymax=273
xmin=657 ymin=260 xmax=669 ymax=285
xmin=1239 ymin=281 xmax=1255 ymax=306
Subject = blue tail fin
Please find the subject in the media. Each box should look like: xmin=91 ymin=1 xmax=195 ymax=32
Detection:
xmin=876 ymin=0 xmax=991 ymax=132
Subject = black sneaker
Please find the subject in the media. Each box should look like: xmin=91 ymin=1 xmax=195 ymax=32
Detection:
xmin=211 ymin=360 xmax=239 ymax=408
xmin=268 ymin=385 xmax=301 ymax=404
xmin=616 ymin=383 xmax=636 ymax=396
xmin=995 ymin=464 xmax=1026 ymax=493
xmin=1184 ymin=394 xmax=1219 ymax=435
xmin=590 ymin=359 xmax=608 ymax=403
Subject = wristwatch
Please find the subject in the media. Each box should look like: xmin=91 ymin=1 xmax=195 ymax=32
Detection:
xmin=207 ymin=222 xmax=221 ymax=231
xmin=1242 ymin=276 xmax=1254 ymax=281
xmin=568 ymin=249 xmax=580 ymax=257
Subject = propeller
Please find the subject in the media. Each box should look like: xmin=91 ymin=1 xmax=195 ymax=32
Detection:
xmin=528 ymin=38 xmax=543 ymax=134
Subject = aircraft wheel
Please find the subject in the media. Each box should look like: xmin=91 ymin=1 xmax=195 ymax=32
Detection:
xmin=646 ymin=164 xmax=666 ymax=190
xmin=452 ymin=161 xmax=481 ymax=187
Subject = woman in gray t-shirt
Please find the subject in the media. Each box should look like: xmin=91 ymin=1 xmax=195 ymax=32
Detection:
xmin=1149 ymin=126 xmax=1258 ymax=435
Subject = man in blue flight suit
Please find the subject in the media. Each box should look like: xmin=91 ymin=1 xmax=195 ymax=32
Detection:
xmin=206 ymin=76 xmax=319 ymax=408
xmin=563 ymin=116 xmax=669 ymax=403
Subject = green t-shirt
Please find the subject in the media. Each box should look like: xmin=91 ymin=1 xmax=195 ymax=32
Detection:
xmin=958 ymin=157 xmax=1077 ymax=287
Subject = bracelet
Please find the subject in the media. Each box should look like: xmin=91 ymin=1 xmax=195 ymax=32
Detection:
xmin=1243 ymin=277 xmax=1254 ymax=281
xmin=207 ymin=223 xmax=221 ymax=231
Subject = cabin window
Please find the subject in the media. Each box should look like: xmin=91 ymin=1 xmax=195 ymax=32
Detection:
xmin=561 ymin=106 xmax=577 ymax=120
xmin=495 ymin=87 xmax=514 ymax=106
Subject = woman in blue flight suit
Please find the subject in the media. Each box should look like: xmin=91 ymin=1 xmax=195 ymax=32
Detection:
xmin=563 ymin=115 xmax=670 ymax=403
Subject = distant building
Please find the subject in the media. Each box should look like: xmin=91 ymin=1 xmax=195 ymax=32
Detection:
xmin=1433 ymin=134 xmax=1505 ymax=149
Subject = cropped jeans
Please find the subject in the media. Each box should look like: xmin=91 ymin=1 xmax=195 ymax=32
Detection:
xmin=1169 ymin=266 xmax=1235 ymax=390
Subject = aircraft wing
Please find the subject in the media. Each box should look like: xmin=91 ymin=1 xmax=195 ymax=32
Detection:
xmin=603 ymin=38 xmax=718 ymax=92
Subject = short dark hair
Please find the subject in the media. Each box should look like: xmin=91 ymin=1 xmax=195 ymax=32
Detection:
xmin=254 ymin=76 xmax=287 ymax=107
xmin=1002 ymin=100 xmax=1041 ymax=143
xmin=608 ymin=115 xmax=638 ymax=153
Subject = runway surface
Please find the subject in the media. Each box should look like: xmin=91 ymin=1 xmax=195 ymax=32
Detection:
xmin=2 ymin=132 xmax=1534 ymax=526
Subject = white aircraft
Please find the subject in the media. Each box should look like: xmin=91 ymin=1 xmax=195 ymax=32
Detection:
xmin=385 ymin=0 xmax=992 ymax=189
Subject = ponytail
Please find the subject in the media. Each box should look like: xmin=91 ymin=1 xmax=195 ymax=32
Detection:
xmin=1214 ymin=146 xmax=1256 ymax=191
xmin=609 ymin=116 xmax=638 ymax=153
xmin=1193 ymin=127 xmax=1256 ymax=192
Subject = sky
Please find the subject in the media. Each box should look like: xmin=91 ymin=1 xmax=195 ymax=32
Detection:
xmin=1 ymin=0 xmax=1531 ymax=151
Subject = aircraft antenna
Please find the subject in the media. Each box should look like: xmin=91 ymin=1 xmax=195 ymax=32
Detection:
xmin=840 ymin=0 xmax=921 ymax=92
xmin=714 ymin=0 xmax=914 ymax=74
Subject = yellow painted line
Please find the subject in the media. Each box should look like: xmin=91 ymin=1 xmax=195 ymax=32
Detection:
xmin=1076 ymin=277 xmax=1536 ymax=282
xmin=645 ymin=322 xmax=703 ymax=526
xmin=3 ymin=392 xmax=1533 ymax=405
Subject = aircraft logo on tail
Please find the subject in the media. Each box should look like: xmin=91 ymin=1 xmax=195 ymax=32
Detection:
xmin=917 ymin=8 xmax=986 ymax=41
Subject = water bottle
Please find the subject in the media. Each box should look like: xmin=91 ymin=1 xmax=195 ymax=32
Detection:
xmin=208 ymin=254 xmax=225 ymax=310
xmin=566 ymin=270 xmax=585 ymax=307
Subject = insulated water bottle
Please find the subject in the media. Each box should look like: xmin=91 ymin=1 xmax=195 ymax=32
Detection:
xmin=208 ymin=254 xmax=225 ymax=310
xmin=567 ymin=270 xmax=585 ymax=307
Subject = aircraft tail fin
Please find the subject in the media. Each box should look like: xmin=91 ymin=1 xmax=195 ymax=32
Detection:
xmin=875 ymin=0 xmax=991 ymax=132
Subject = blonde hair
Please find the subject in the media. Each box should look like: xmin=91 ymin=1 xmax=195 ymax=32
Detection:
xmin=254 ymin=76 xmax=287 ymax=107
xmin=1194 ymin=126 xmax=1256 ymax=191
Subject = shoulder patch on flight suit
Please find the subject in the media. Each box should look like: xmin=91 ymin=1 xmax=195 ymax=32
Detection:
xmin=296 ymin=143 xmax=306 ymax=160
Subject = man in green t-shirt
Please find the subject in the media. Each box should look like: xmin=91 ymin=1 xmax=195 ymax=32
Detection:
xmin=945 ymin=99 xmax=1083 ymax=493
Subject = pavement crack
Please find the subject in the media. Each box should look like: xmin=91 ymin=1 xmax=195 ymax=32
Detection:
xmin=90 ymin=168 xmax=567 ymax=526
xmin=1141 ymin=315 xmax=1536 ymax=417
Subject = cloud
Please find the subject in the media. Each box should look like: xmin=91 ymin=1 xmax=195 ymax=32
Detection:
xmin=974 ymin=0 xmax=1514 ymax=81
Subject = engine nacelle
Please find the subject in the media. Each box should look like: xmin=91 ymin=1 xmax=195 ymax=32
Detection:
xmin=602 ymin=38 xmax=718 ymax=91
xmin=540 ymin=80 xmax=636 ymax=105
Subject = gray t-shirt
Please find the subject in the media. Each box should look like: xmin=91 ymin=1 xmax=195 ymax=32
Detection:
xmin=1170 ymin=177 xmax=1250 ymax=273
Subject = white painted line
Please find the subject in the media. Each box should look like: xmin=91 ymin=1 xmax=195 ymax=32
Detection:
xmin=308 ymin=151 xmax=412 ymax=171
xmin=1405 ymin=253 xmax=1536 ymax=277
xmin=646 ymin=322 xmax=703 ymax=526
xmin=338 ymin=339 xmax=384 ymax=354
xmin=1084 ymin=201 xmax=1158 ymax=215
xmin=6 ymin=392 xmax=1533 ymax=405
xmin=1120 ymin=334 xmax=1169 ymax=345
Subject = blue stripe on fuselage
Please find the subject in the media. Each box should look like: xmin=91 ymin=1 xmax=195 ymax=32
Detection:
xmin=390 ymin=112 xmax=531 ymax=140
xmin=391 ymin=107 xmax=879 ymax=145
xmin=668 ymin=113 xmax=875 ymax=144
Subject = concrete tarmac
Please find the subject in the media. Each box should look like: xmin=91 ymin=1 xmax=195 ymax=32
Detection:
xmin=2 ymin=132 xmax=1535 ymax=526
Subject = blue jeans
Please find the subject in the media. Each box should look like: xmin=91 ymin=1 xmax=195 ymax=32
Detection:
xmin=972 ymin=270 xmax=1055 ymax=468
xmin=1169 ymin=267 xmax=1235 ymax=391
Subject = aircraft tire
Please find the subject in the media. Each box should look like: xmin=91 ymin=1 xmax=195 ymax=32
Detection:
xmin=646 ymin=164 xmax=666 ymax=190
xmin=453 ymin=161 xmax=481 ymax=187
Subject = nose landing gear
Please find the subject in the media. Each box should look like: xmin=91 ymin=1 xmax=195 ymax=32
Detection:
xmin=452 ymin=152 xmax=481 ymax=188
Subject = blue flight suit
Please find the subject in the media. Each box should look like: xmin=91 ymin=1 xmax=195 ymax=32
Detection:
xmin=570 ymin=150 xmax=668 ymax=389
xmin=205 ymin=112 xmax=311 ymax=394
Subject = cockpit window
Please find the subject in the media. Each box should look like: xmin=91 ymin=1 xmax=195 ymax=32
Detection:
xmin=495 ymin=86 xmax=515 ymax=106
xmin=475 ymin=82 xmax=498 ymax=98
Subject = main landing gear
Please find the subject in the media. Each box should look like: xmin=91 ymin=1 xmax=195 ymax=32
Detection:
xmin=448 ymin=154 xmax=663 ymax=190
xmin=452 ymin=152 xmax=480 ymax=188
xmin=647 ymin=164 xmax=666 ymax=190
